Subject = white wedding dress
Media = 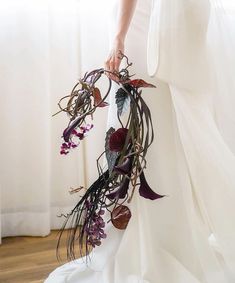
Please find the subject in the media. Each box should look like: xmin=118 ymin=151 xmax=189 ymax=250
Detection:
xmin=45 ymin=0 xmax=235 ymax=282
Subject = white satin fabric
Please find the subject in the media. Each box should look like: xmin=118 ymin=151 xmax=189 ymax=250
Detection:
xmin=45 ymin=0 xmax=235 ymax=282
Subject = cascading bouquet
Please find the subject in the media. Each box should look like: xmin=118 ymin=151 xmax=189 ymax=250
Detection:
xmin=55 ymin=53 xmax=164 ymax=261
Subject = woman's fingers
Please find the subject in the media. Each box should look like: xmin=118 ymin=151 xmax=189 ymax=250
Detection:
xmin=114 ymin=56 xmax=122 ymax=71
xmin=105 ymin=38 xmax=124 ymax=80
xmin=106 ymin=53 xmax=118 ymax=70
xmin=109 ymin=59 xmax=116 ymax=72
xmin=105 ymin=52 xmax=120 ymax=80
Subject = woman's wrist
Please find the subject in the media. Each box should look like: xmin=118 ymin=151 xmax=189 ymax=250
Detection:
xmin=114 ymin=34 xmax=125 ymax=45
xmin=111 ymin=36 xmax=125 ymax=56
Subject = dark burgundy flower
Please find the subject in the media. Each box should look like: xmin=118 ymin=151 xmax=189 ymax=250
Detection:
xmin=111 ymin=205 xmax=132 ymax=230
xmin=139 ymin=172 xmax=165 ymax=200
xmin=106 ymin=176 xmax=130 ymax=200
xmin=114 ymin=157 xmax=132 ymax=175
xmin=60 ymin=141 xmax=78 ymax=155
xmin=60 ymin=149 xmax=68 ymax=155
xmin=80 ymin=124 xmax=94 ymax=133
xmin=76 ymin=132 xmax=84 ymax=140
xmin=109 ymin=128 xmax=129 ymax=152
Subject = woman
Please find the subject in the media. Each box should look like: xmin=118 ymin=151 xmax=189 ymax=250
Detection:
xmin=45 ymin=0 xmax=235 ymax=282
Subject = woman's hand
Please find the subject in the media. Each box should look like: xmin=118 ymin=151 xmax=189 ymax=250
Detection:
xmin=105 ymin=37 xmax=124 ymax=80
xmin=105 ymin=0 xmax=137 ymax=79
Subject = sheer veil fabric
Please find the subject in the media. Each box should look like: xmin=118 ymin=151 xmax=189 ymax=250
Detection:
xmin=0 ymin=0 xmax=87 ymax=243
xmin=45 ymin=0 xmax=235 ymax=282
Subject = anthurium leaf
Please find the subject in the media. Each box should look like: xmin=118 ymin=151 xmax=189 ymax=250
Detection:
xmin=115 ymin=87 xmax=130 ymax=116
xmin=92 ymin=87 xmax=109 ymax=107
xmin=105 ymin=127 xmax=119 ymax=174
xmin=111 ymin=205 xmax=132 ymax=230
xmin=129 ymin=79 xmax=156 ymax=88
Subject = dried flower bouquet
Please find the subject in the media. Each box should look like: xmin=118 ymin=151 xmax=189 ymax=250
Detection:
xmin=54 ymin=53 xmax=164 ymax=261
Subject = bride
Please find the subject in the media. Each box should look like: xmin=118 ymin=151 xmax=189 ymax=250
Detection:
xmin=45 ymin=0 xmax=235 ymax=282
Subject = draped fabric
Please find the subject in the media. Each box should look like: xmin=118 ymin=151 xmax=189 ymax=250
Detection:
xmin=40 ymin=0 xmax=235 ymax=282
xmin=0 ymin=0 xmax=109 ymax=243
xmin=147 ymin=0 xmax=235 ymax=277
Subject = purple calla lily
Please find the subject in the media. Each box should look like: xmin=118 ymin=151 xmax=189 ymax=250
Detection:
xmin=139 ymin=172 xmax=165 ymax=200
xmin=106 ymin=176 xmax=130 ymax=200
xmin=114 ymin=157 xmax=132 ymax=175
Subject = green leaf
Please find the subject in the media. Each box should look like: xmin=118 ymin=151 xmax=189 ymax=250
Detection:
xmin=105 ymin=127 xmax=119 ymax=174
xmin=115 ymin=87 xmax=130 ymax=116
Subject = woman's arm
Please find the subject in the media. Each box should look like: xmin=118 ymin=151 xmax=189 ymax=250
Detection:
xmin=105 ymin=0 xmax=137 ymax=73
